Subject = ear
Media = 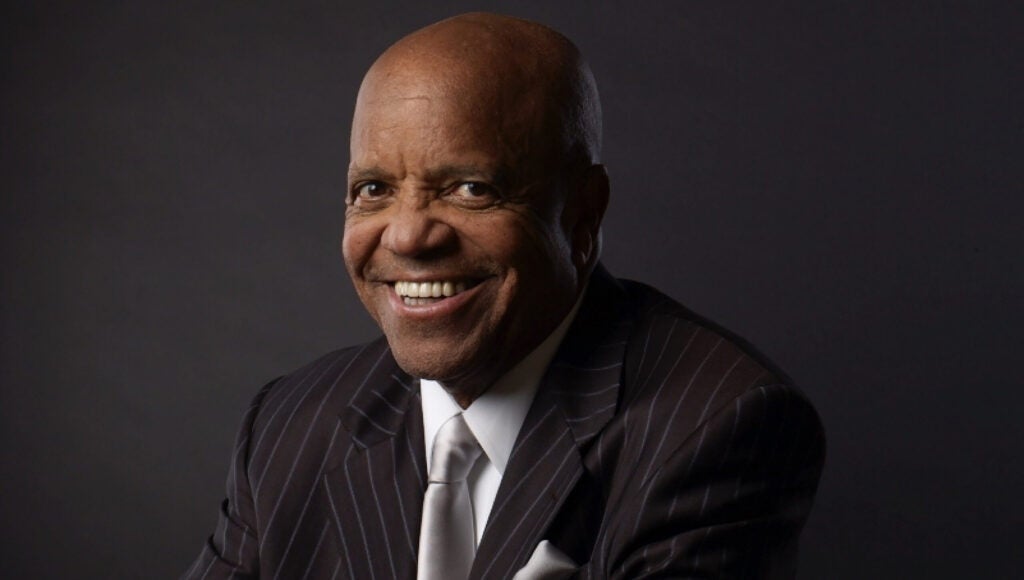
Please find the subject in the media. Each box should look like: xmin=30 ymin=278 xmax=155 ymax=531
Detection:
xmin=566 ymin=164 xmax=610 ymax=276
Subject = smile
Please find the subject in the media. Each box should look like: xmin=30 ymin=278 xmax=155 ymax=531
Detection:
xmin=393 ymin=280 xmax=477 ymax=306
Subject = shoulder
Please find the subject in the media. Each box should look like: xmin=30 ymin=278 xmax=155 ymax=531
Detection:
xmin=619 ymin=278 xmax=796 ymax=406
xmin=227 ymin=337 xmax=400 ymax=504
xmin=608 ymin=278 xmax=824 ymax=474
xmin=243 ymin=337 xmax=391 ymax=452
xmin=625 ymin=277 xmax=787 ymax=370
xmin=569 ymin=279 xmax=825 ymax=577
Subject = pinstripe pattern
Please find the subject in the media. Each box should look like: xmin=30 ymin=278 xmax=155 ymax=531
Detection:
xmin=184 ymin=265 xmax=824 ymax=579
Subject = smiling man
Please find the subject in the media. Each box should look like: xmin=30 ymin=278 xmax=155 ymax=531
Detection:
xmin=342 ymin=16 xmax=604 ymax=410
xmin=186 ymin=13 xmax=824 ymax=580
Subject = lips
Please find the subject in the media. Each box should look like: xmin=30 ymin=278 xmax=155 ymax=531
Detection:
xmin=392 ymin=279 xmax=481 ymax=306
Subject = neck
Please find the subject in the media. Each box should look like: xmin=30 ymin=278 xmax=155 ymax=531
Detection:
xmin=439 ymin=286 xmax=588 ymax=409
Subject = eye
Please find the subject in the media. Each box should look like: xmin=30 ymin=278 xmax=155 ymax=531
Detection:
xmin=357 ymin=182 xmax=387 ymax=198
xmin=446 ymin=181 xmax=500 ymax=208
xmin=349 ymin=181 xmax=392 ymax=207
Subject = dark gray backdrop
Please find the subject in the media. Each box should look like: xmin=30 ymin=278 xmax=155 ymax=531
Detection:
xmin=2 ymin=1 xmax=1021 ymax=578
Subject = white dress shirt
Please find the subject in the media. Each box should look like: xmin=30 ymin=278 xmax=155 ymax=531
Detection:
xmin=420 ymin=296 xmax=583 ymax=546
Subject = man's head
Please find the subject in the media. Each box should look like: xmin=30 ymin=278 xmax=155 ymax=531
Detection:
xmin=342 ymin=13 xmax=608 ymax=406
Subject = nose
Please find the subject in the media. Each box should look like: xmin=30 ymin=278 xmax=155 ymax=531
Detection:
xmin=380 ymin=197 xmax=457 ymax=259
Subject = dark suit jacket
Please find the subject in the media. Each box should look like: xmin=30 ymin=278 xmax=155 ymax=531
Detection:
xmin=185 ymin=266 xmax=825 ymax=579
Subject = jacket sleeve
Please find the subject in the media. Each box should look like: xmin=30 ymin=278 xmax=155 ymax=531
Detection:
xmin=181 ymin=379 xmax=278 ymax=580
xmin=607 ymin=384 xmax=826 ymax=579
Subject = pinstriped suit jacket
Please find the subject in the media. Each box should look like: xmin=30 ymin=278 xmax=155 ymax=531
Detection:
xmin=185 ymin=266 xmax=825 ymax=579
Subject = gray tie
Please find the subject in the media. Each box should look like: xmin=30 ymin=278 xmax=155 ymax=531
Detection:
xmin=417 ymin=413 xmax=482 ymax=580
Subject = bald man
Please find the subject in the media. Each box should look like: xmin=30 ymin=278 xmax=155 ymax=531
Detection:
xmin=185 ymin=13 xmax=824 ymax=580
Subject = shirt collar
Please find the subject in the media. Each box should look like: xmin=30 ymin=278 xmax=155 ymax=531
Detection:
xmin=421 ymin=292 xmax=584 ymax=474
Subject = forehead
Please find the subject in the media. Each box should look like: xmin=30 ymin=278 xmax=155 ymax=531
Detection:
xmin=349 ymin=63 xmax=551 ymax=177
xmin=354 ymin=85 xmax=497 ymax=145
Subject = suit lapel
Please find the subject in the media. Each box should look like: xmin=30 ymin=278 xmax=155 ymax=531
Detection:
xmin=321 ymin=338 xmax=426 ymax=579
xmin=471 ymin=266 xmax=634 ymax=579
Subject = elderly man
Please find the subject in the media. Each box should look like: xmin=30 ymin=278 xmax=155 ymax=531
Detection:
xmin=186 ymin=12 xmax=824 ymax=580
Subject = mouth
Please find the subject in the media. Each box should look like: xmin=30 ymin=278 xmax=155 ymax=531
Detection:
xmin=392 ymin=279 xmax=482 ymax=306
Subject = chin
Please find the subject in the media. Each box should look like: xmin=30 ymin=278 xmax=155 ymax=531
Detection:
xmin=392 ymin=337 xmax=506 ymax=394
xmin=392 ymin=344 xmax=471 ymax=381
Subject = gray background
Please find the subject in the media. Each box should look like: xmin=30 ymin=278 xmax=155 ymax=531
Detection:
xmin=2 ymin=1 xmax=1021 ymax=578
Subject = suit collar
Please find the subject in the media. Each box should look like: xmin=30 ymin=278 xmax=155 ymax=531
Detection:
xmin=546 ymin=264 xmax=632 ymax=447
xmin=324 ymin=339 xmax=425 ymax=579
xmin=471 ymin=264 xmax=634 ymax=578
xmin=337 ymin=337 xmax=419 ymax=451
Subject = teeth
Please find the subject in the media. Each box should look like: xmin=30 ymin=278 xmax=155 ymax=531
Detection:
xmin=394 ymin=280 xmax=474 ymax=299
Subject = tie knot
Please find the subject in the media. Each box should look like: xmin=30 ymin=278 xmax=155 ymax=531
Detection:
xmin=429 ymin=414 xmax=481 ymax=483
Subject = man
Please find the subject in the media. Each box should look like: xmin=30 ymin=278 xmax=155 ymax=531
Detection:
xmin=186 ymin=12 xmax=824 ymax=580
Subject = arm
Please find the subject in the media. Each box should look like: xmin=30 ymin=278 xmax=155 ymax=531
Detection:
xmin=609 ymin=384 xmax=826 ymax=579
xmin=182 ymin=380 xmax=278 ymax=580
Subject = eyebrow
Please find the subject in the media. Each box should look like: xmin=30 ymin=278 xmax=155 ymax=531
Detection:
xmin=348 ymin=164 xmax=512 ymax=187
xmin=347 ymin=166 xmax=392 ymax=184
xmin=425 ymin=164 xmax=509 ymax=185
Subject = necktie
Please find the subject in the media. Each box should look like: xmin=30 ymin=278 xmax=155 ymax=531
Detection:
xmin=417 ymin=413 xmax=482 ymax=580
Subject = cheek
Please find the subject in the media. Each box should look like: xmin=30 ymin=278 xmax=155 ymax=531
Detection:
xmin=473 ymin=218 xmax=573 ymax=294
xmin=452 ymin=215 xmax=526 ymax=266
xmin=509 ymin=215 xmax=573 ymax=272
xmin=341 ymin=221 xmax=376 ymax=277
